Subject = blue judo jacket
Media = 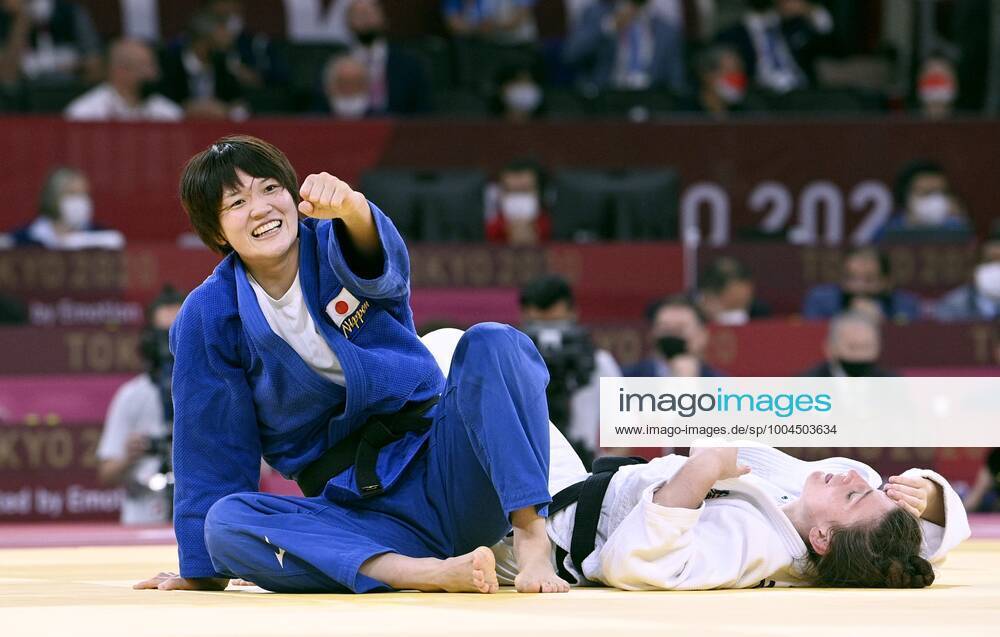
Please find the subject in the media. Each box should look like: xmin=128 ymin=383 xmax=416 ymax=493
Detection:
xmin=169 ymin=204 xmax=445 ymax=578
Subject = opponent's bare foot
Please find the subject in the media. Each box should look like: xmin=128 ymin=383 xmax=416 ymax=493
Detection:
xmin=511 ymin=507 xmax=570 ymax=594
xmin=515 ymin=560 xmax=570 ymax=593
xmin=433 ymin=546 xmax=499 ymax=593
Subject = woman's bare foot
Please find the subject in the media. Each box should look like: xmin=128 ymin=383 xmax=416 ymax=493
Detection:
xmin=434 ymin=547 xmax=500 ymax=593
xmin=514 ymin=558 xmax=571 ymax=593
xmin=511 ymin=506 xmax=570 ymax=594
xmin=359 ymin=547 xmax=499 ymax=593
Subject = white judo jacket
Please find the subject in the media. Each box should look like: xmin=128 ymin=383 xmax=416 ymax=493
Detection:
xmin=420 ymin=329 xmax=971 ymax=591
xmin=582 ymin=446 xmax=969 ymax=590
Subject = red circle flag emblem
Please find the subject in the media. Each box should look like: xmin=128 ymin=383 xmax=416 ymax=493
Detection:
xmin=335 ymin=300 xmax=349 ymax=315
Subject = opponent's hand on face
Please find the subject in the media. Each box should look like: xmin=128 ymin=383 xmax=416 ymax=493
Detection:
xmin=690 ymin=447 xmax=751 ymax=481
xmin=134 ymin=572 xmax=230 ymax=591
xmin=885 ymin=475 xmax=934 ymax=518
xmin=297 ymin=172 xmax=369 ymax=221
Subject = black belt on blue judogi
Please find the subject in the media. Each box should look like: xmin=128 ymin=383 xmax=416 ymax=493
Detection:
xmin=295 ymin=396 xmax=439 ymax=499
xmin=549 ymin=455 xmax=648 ymax=584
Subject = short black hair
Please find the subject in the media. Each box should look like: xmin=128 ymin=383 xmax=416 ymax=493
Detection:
xmin=699 ymin=256 xmax=752 ymax=294
xmin=645 ymin=294 xmax=706 ymax=326
xmin=500 ymin=157 xmax=546 ymax=192
xmin=844 ymin=246 xmax=891 ymax=278
xmin=146 ymin=284 xmax=186 ymax=324
xmin=519 ymin=274 xmax=574 ymax=310
xmin=694 ymin=44 xmax=739 ymax=78
xmin=179 ymin=135 xmax=300 ymax=255
xmin=893 ymin=159 xmax=946 ymax=208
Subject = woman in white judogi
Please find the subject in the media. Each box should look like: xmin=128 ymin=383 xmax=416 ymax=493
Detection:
xmin=423 ymin=329 xmax=971 ymax=591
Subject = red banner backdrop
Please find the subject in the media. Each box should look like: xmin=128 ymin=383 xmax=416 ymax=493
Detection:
xmin=3 ymin=118 xmax=999 ymax=244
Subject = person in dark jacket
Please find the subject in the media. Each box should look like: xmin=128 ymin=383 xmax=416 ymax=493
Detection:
xmin=799 ymin=311 xmax=895 ymax=377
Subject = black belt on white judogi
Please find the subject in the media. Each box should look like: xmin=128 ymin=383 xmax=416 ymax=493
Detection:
xmin=549 ymin=456 xmax=648 ymax=584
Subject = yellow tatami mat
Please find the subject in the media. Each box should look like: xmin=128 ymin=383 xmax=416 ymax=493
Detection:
xmin=2 ymin=541 xmax=998 ymax=637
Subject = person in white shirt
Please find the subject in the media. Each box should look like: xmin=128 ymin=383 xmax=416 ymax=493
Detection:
xmin=96 ymin=286 xmax=185 ymax=525
xmin=65 ymin=38 xmax=182 ymax=122
xmin=9 ymin=166 xmax=125 ymax=250
xmin=419 ymin=329 xmax=971 ymax=591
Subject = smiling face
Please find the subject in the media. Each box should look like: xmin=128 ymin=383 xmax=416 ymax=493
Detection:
xmin=799 ymin=469 xmax=896 ymax=551
xmin=217 ymin=169 xmax=299 ymax=267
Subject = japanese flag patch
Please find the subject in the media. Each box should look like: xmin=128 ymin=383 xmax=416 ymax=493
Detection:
xmin=326 ymin=287 xmax=371 ymax=336
xmin=326 ymin=288 xmax=361 ymax=327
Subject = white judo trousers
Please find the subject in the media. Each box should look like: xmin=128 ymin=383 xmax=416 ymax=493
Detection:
xmin=422 ymin=329 xmax=972 ymax=591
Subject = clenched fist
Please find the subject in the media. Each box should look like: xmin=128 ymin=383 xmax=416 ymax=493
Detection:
xmin=297 ymin=172 xmax=369 ymax=221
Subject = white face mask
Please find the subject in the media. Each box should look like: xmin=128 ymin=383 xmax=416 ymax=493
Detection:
xmin=59 ymin=194 xmax=93 ymax=230
xmin=503 ymin=83 xmax=542 ymax=115
xmin=29 ymin=0 xmax=54 ymax=23
xmin=501 ymin=192 xmax=540 ymax=222
xmin=714 ymin=308 xmax=749 ymax=326
xmin=910 ymin=193 xmax=950 ymax=225
xmin=974 ymin=262 xmax=1000 ymax=300
xmin=331 ymin=94 xmax=370 ymax=119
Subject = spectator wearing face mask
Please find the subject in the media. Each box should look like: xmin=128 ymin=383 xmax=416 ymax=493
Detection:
xmin=443 ymin=0 xmax=539 ymax=45
xmin=915 ymin=53 xmax=958 ymax=120
xmin=65 ymin=38 xmax=182 ymax=122
xmin=624 ymin=295 xmax=725 ymax=378
xmin=485 ymin=159 xmax=551 ymax=246
xmin=877 ymin=159 xmax=970 ymax=239
xmin=10 ymin=166 xmax=124 ymax=250
xmin=802 ymin=246 xmax=921 ymax=323
xmin=490 ymin=64 xmax=544 ymax=122
xmin=159 ymin=10 xmax=247 ymax=119
xmin=695 ymin=257 xmax=770 ymax=326
xmin=799 ymin=311 xmax=895 ymax=378
xmin=0 ymin=0 xmax=101 ymax=86
xmin=716 ymin=0 xmax=831 ymax=94
xmin=684 ymin=44 xmax=749 ymax=118
xmin=934 ymin=227 xmax=1000 ymax=322
xmin=564 ymin=0 xmax=687 ymax=94
xmin=318 ymin=54 xmax=372 ymax=119
xmin=345 ymin=0 xmax=429 ymax=115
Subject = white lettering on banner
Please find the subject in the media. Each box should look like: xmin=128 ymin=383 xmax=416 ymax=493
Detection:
xmin=34 ymin=487 xmax=64 ymax=517
xmin=66 ymin=485 xmax=124 ymax=513
xmin=0 ymin=488 xmax=32 ymax=515
xmin=601 ymin=377 xmax=1000 ymax=447
xmin=749 ymin=181 xmax=792 ymax=235
xmin=791 ymin=181 xmax=843 ymax=246
xmin=679 ymin=181 xmax=894 ymax=246
xmin=680 ymin=183 xmax=729 ymax=247
xmin=849 ymin=181 xmax=893 ymax=245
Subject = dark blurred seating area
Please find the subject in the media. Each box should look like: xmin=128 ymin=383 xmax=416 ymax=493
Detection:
xmin=0 ymin=0 xmax=996 ymax=120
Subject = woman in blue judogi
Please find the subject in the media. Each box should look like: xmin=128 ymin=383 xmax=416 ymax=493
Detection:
xmin=135 ymin=135 xmax=568 ymax=594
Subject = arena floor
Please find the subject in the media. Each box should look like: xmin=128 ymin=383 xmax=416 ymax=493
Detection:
xmin=3 ymin=521 xmax=999 ymax=637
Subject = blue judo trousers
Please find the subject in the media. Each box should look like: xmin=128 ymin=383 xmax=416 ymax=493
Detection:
xmin=202 ymin=323 xmax=552 ymax=593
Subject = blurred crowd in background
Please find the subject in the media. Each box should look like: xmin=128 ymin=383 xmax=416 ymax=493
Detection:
xmin=0 ymin=0 xmax=997 ymax=120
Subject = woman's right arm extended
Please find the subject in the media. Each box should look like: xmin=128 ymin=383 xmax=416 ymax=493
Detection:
xmin=134 ymin=296 xmax=262 ymax=591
